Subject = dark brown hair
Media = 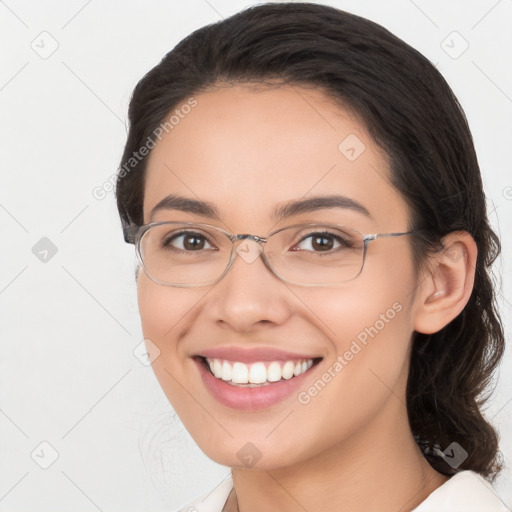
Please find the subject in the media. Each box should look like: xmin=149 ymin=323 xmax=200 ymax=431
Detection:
xmin=116 ymin=2 xmax=505 ymax=478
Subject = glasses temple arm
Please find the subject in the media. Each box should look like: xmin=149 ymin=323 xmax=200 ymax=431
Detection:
xmin=123 ymin=225 xmax=139 ymax=244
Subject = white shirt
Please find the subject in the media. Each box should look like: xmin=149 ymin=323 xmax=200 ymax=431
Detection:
xmin=178 ymin=471 xmax=510 ymax=512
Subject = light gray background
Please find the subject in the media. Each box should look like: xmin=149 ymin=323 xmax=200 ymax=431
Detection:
xmin=1 ymin=0 xmax=511 ymax=510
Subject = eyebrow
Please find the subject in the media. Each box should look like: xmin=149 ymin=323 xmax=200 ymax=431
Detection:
xmin=273 ymin=195 xmax=371 ymax=222
xmin=149 ymin=193 xmax=371 ymax=222
xmin=150 ymin=194 xmax=222 ymax=221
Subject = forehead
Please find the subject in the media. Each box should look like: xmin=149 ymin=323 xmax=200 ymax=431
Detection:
xmin=143 ymin=84 xmax=409 ymax=230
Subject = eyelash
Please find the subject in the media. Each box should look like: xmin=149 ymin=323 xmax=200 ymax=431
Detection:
xmin=162 ymin=231 xmax=215 ymax=250
xmin=161 ymin=230 xmax=352 ymax=253
xmin=293 ymin=232 xmax=352 ymax=251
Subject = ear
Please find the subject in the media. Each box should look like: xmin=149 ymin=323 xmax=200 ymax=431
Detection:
xmin=413 ymin=231 xmax=477 ymax=335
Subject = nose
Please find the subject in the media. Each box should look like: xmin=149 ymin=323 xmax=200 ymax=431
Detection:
xmin=206 ymin=239 xmax=294 ymax=333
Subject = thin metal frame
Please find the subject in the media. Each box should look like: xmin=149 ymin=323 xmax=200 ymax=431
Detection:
xmin=123 ymin=221 xmax=413 ymax=287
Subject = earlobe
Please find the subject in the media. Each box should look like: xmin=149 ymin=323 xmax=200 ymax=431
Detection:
xmin=414 ymin=232 xmax=477 ymax=335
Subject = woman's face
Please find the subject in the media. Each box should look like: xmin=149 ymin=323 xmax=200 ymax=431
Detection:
xmin=138 ymin=84 xmax=421 ymax=469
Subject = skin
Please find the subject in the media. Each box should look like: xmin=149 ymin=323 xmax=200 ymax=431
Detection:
xmin=138 ymin=84 xmax=477 ymax=511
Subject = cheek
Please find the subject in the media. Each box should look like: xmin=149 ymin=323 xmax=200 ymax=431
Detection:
xmin=334 ymin=264 xmax=414 ymax=380
xmin=137 ymin=273 xmax=198 ymax=342
xmin=331 ymin=296 xmax=411 ymax=399
xmin=298 ymin=282 xmax=412 ymax=389
xmin=136 ymin=273 xmax=200 ymax=389
xmin=285 ymin=287 xmax=414 ymax=461
xmin=302 ymin=261 xmax=415 ymax=415
xmin=137 ymin=274 xmax=207 ymax=418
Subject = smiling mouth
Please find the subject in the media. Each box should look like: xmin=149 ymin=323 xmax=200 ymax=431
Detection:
xmin=198 ymin=356 xmax=322 ymax=387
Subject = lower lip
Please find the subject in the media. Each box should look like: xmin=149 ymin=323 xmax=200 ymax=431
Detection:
xmin=195 ymin=358 xmax=317 ymax=411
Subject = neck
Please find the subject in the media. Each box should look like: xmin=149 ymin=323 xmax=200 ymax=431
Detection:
xmin=229 ymin=399 xmax=448 ymax=512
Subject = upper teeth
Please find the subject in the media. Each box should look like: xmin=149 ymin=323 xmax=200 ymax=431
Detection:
xmin=206 ymin=358 xmax=314 ymax=385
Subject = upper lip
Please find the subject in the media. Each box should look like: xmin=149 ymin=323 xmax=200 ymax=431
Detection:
xmin=196 ymin=346 xmax=322 ymax=364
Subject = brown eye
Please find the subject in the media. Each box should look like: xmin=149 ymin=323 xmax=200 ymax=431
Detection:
xmin=311 ymin=234 xmax=334 ymax=251
xmin=183 ymin=234 xmax=206 ymax=250
xmin=294 ymin=232 xmax=348 ymax=252
xmin=164 ymin=232 xmax=213 ymax=251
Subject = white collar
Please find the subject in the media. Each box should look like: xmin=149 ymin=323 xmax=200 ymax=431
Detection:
xmin=180 ymin=470 xmax=509 ymax=512
xmin=412 ymin=470 xmax=509 ymax=511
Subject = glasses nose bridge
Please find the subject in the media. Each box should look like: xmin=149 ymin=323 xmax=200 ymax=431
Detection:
xmin=231 ymin=233 xmax=268 ymax=246
xmin=227 ymin=233 xmax=271 ymax=268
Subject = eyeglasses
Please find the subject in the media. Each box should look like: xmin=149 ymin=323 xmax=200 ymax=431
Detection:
xmin=123 ymin=221 xmax=413 ymax=287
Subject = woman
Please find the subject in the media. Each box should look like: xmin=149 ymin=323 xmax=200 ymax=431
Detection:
xmin=116 ymin=3 xmax=508 ymax=511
